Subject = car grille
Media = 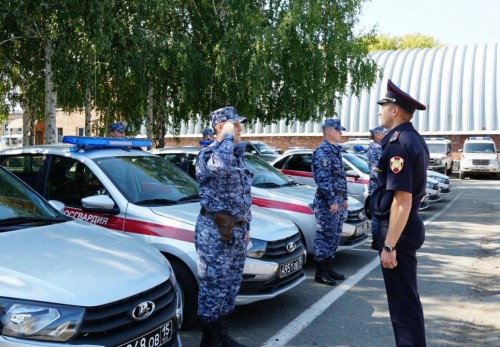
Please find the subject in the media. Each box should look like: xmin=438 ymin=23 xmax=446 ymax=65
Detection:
xmin=71 ymin=279 xmax=178 ymax=346
xmin=263 ymin=232 xmax=304 ymax=259
xmin=472 ymin=159 xmax=490 ymax=165
xmin=239 ymin=233 xmax=305 ymax=295
xmin=346 ymin=208 xmax=366 ymax=222
xmin=428 ymin=159 xmax=441 ymax=165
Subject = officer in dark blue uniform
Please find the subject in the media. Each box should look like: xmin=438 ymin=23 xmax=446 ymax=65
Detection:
xmin=311 ymin=118 xmax=348 ymax=286
xmin=367 ymin=126 xmax=387 ymax=250
xmin=200 ymin=127 xmax=215 ymax=147
xmin=370 ymin=79 xmax=429 ymax=347
xmin=196 ymin=107 xmax=252 ymax=347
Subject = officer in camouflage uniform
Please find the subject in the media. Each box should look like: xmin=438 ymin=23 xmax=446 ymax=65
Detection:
xmin=200 ymin=127 xmax=215 ymax=147
xmin=195 ymin=106 xmax=252 ymax=347
xmin=311 ymin=118 xmax=348 ymax=286
xmin=367 ymin=125 xmax=387 ymax=250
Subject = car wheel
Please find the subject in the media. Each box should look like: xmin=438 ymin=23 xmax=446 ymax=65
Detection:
xmin=168 ymin=257 xmax=199 ymax=328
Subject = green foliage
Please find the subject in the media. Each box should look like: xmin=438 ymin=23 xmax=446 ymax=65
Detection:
xmin=1 ymin=0 xmax=381 ymax=135
xmin=369 ymin=33 xmax=445 ymax=51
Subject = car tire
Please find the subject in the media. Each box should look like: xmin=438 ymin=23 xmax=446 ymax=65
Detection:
xmin=168 ymin=257 xmax=199 ymax=328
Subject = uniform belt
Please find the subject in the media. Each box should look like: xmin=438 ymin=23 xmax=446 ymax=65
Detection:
xmin=316 ymin=189 xmax=344 ymax=199
xmin=200 ymin=207 xmax=247 ymax=227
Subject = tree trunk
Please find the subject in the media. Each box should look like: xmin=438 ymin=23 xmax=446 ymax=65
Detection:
xmin=147 ymin=86 xmax=155 ymax=148
xmin=44 ymin=43 xmax=57 ymax=144
xmin=85 ymin=86 xmax=92 ymax=136
xmin=21 ymin=104 xmax=33 ymax=146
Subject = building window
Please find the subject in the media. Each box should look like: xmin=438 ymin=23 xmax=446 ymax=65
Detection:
xmin=57 ymin=128 xmax=64 ymax=137
xmin=77 ymin=127 xmax=84 ymax=136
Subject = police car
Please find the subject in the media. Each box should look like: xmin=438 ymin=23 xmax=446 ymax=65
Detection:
xmin=0 ymin=165 xmax=183 ymax=346
xmin=151 ymin=147 xmax=369 ymax=254
xmin=458 ymin=136 xmax=500 ymax=179
xmin=423 ymin=138 xmax=453 ymax=174
xmin=0 ymin=137 xmax=306 ymax=328
xmin=270 ymin=148 xmax=370 ymax=204
xmin=270 ymin=148 xmax=434 ymax=211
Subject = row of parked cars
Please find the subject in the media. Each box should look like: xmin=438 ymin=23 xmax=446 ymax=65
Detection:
xmin=0 ymin=134 xmax=454 ymax=346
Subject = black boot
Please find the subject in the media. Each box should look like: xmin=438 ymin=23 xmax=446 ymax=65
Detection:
xmin=219 ymin=314 xmax=247 ymax=347
xmin=314 ymin=260 xmax=337 ymax=285
xmin=325 ymin=258 xmax=346 ymax=281
xmin=200 ymin=321 xmax=223 ymax=347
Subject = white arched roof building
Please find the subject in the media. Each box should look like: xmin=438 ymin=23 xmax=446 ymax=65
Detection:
xmin=176 ymin=43 xmax=500 ymax=137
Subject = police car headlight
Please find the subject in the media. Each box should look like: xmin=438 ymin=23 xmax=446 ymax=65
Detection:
xmin=0 ymin=299 xmax=84 ymax=342
xmin=435 ymin=159 xmax=441 ymax=164
xmin=246 ymin=238 xmax=267 ymax=258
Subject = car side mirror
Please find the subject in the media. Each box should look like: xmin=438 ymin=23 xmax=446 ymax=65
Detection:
xmin=48 ymin=200 xmax=65 ymax=212
xmin=346 ymin=169 xmax=360 ymax=179
xmin=81 ymin=195 xmax=120 ymax=215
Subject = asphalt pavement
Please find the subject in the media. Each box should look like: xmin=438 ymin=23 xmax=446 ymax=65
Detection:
xmin=180 ymin=176 xmax=500 ymax=346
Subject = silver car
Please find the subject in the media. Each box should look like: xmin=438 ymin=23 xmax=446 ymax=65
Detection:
xmin=270 ymin=149 xmax=369 ymax=203
xmin=0 ymin=165 xmax=183 ymax=346
xmin=0 ymin=137 xmax=306 ymax=328
xmin=151 ymin=147 xmax=369 ymax=254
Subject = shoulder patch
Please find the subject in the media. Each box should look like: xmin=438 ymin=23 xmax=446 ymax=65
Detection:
xmin=390 ymin=156 xmax=404 ymax=174
xmin=389 ymin=131 xmax=400 ymax=142
xmin=321 ymin=158 xmax=329 ymax=167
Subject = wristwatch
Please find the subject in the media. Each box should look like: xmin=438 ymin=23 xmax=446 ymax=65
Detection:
xmin=383 ymin=244 xmax=395 ymax=252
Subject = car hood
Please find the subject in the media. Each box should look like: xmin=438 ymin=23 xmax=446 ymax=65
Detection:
xmin=462 ymin=153 xmax=497 ymax=159
xmin=429 ymin=152 xmax=447 ymax=159
xmin=260 ymin=184 xmax=364 ymax=212
xmin=427 ymin=170 xmax=449 ymax=179
xmin=0 ymin=220 xmax=169 ymax=306
xmin=149 ymin=202 xmax=201 ymax=226
xmin=150 ymin=202 xmax=298 ymax=242
xmin=264 ymin=184 xmax=316 ymax=204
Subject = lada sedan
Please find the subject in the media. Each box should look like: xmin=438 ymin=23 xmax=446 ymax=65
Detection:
xmin=0 ymin=137 xmax=306 ymax=328
xmin=270 ymin=149 xmax=369 ymax=203
xmin=150 ymin=147 xmax=369 ymax=254
xmin=0 ymin=165 xmax=182 ymax=346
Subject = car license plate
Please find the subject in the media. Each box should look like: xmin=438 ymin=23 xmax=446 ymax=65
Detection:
xmin=472 ymin=166 xmax=488 ymax=171
xmin=355 ymin=222 xmax=368 ymax=236
xmin=119 ymin=320 xmax=173 ymax=347
xmin=279 ymin=255 xmax=304 ymax=278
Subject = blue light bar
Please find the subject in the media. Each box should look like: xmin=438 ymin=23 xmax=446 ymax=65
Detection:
xmin=468 ymin=136 xmax=491 ymax=140
xmin=424 ymin=137 xmax=446 ymax=141
xmin=62 ymin=136 xmax=152 ymax=150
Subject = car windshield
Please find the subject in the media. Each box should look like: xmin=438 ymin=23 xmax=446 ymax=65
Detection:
xmin=253 ymin=142 xmax=276 ymax=154
xmin=343 ymin=153 xmax=370 ymax=175
xmin=0 ymin=168 xmax=61 ymax=223
xmin=464 ymin=143 xmax=496 ymax=153
xmin=426 ymin=144 xmax=447 ymax=153
xmin=244 ymin=154 xmax=296 ymax=187
xmin=94 ymin=155 xmax=200 ymax=205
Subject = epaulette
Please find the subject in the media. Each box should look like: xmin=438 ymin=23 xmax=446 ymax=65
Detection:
xmin=389 ymin=131 xmax=400 ymax=143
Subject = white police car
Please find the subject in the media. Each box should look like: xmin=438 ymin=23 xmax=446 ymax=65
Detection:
xmin=0 ymin=137 xmax=306 ymax=328
xmin=427 ymin=170 xmax=452 ymax=194
xmin=458 ymin=136 xmax=500 ymax=179
xmin=0 ymin=165 xmax=183 ymax=346
xmin=424 ymin=138 xmax=453 ymax=174
xmin=151 ymin=147 xmax=369 ymax=254
xmin=270 ymin=148 xmax=370 ymax=204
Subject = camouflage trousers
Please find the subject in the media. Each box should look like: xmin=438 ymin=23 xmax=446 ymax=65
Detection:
xmin=195 ymin=215 xmax=248 ymax=324
xmin=312 ymin=195 xmax=344 ymax=262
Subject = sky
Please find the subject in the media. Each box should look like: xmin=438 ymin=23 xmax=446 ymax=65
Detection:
xmin=356 ymin=0 xmax=500 ymax=46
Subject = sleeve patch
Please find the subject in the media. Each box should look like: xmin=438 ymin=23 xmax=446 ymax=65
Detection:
xmin=390 ymin=156 xmax=404 ymax=174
